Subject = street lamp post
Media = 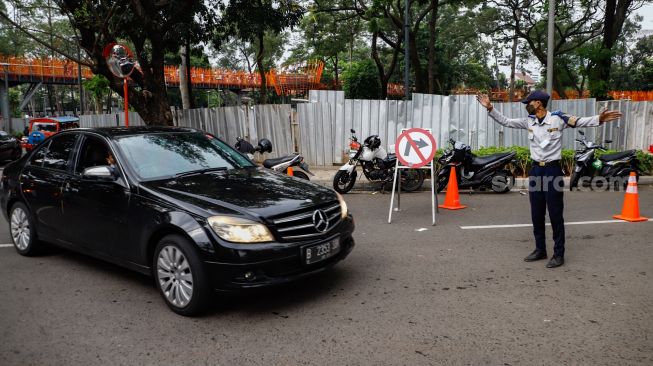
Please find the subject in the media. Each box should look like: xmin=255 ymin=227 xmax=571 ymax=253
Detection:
xmin=76 ymin=38 xmax=85 ymax=115
xmin=546 ymin=0 xmax=555 ymax=96
xmin=404 ymin=0 xmax=410 ymax=100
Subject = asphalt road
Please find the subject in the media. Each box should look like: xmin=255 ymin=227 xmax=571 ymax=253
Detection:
xmin=0 ymin=185 xmax=652 ymax=365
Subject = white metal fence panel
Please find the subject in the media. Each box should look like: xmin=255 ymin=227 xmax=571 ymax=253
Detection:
xmin=79 ymin=112 xmax=145 ymax=127
xmin=301 ymin=90 xmax=652 ymax=166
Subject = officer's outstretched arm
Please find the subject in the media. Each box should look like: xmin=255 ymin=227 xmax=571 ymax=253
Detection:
xmin=554 ymin=109 xmax=622 ymax=129
xmin=476 ymin=93 xmax=529 ymax=129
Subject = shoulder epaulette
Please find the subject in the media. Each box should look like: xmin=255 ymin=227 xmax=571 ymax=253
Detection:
xmin=552 ymin=111 xmax=578 ymax=127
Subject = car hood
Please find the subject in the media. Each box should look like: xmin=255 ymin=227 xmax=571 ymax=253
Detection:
xmin=140 ymin=168 xmax=337 ymax=219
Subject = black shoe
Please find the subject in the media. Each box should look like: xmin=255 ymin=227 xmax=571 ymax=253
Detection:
xmin=546 ymin=256 xmax=564 ymax=268
xmin=524 ymin=250 xmax=547 ymax=262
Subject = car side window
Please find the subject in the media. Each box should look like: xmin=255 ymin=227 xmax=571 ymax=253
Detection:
xmin=42 ymin=134 xmax=78 ymax=171
xmin=28 ymin=141 xmax=50 ymax=167
xmin=75 ymin=136 xmax=115 ymax=174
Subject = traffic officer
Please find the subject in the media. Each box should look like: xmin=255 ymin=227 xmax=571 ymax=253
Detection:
xmin=476 ymin=90 xmax=622 ymax=268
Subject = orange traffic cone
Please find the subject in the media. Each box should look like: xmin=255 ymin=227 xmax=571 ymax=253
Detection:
xmin=613 ymin=172 xmax=648 ymax=222
xmin=438 ymin=167 xmax=467 ymax=210
xmin=287 ymin=166 xmax=294 ymax=176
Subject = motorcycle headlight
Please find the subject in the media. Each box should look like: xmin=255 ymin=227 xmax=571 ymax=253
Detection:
xmin=336 ymin=192 xmax=348 ymax=219
xmin=207 ymin=216 xmax=274 ymax=243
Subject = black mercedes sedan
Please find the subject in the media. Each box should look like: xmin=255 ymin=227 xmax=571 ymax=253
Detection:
xmin=1 ymin=127 xmax=354 ymax=316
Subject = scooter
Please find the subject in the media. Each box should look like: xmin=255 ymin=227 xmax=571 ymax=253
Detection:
xmin=333 ymin=129 xmax=424 ymax=194
xmin=569 ymin=130 xmax=641 ymax=190
xmin=436 ymin=139 xmax=516 ymax=193
xmin=235 ymin=137 xmax=314 ymax=180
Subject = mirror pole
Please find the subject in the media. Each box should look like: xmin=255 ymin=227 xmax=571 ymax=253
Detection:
xmin=124 ymin=78 xmax=129 ymax=128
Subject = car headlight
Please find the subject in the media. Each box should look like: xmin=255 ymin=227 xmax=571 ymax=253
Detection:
xmin=207 ymin=216 xmax=274 ymax=243
xmin=336 ymin=192 xmax=348 ymax=219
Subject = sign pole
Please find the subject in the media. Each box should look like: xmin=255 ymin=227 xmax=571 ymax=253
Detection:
xmin=124 ymin=78 xmax=129 ymax=128
xmin=388 ymin=159 xmax=399 ymax=223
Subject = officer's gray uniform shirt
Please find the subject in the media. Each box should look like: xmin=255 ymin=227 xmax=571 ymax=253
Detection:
xmin=488 ymin=108 xmax=601 ymax=162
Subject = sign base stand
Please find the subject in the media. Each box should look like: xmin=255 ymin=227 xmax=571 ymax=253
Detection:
xmin=387 ymin=159 xmax=438 ymax=226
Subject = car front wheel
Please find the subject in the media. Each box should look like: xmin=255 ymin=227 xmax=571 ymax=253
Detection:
xmin=154 ymin=234 xmax=211 ymax=316
xmin=9 ymin=202 xmax=40 ymax=256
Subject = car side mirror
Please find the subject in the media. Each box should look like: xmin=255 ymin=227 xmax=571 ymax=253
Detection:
xmin=83 ymin=166 xmax=117 ymax=181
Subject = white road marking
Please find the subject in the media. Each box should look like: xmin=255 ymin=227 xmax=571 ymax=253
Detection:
xmin=0 ymin=244 xmax=14 ymax=248
xmin=461 ymin=219 xmax=652 ymax=230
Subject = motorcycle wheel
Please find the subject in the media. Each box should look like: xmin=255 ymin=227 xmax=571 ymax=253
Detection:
xmin=333 ymin=170 xmax=357 ymax=194
xmin=400 ymin=169 xmax=425 ymax=192
xmin=490 ymin=171 xmax=514 ymax=193
xmin=569 ymin=171 xmax=581 ymax=191
xmin=436 ymin=172 xmax=449 ymax=193
xmin=618 ymin=171 xmax=639 ymax=190
xmin=292 ymin=171 xmax=310 ymax=180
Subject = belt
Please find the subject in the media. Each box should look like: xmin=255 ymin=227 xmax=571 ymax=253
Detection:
xmin=531 ymin=159 xmax=560 ymax=167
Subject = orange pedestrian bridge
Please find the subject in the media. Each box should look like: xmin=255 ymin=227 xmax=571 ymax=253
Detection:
xmin=0 ymin=56 xmax=324 ymax=96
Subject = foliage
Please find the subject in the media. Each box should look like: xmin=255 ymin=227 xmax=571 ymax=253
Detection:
xmin=635 ymin=151 xmax=653 ymax=175
xmin=82 ymin=75 xmax=110 ymax=112
xmin=8 ymin=88 xmax=22 ymax=117
xmin=341 ymin=60 xmax=381 ymax=99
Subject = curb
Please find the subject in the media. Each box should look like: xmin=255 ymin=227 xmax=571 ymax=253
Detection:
xmin=310 ymin=176 xmax=653 ymax=192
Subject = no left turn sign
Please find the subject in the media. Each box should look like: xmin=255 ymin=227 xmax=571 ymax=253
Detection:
xmin=395 ymin=128 xmax=436 ymax=168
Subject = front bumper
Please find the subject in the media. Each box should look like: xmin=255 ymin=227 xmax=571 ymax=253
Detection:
xmin=204 ymin=216 xmax=355 ymax=291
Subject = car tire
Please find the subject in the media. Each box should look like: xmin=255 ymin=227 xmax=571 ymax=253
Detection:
xmin=9 ymin=202 xmax=41 ymax=256
xmin=153 ymin=234 xmax=211 ymax=316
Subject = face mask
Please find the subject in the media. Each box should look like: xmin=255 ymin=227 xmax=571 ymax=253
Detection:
xmin=526 ymin=104 xmax=537 ymax=114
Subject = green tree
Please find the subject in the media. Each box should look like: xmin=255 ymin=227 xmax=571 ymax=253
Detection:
xmin=2 ymin=0 xmax=220 ymax=125
xmin=341 ymin=59 xmax=381 ymax=99
xmin=82 ymin=74 xmax=109 ymax=113
xmin=216 ymin=0 xmax=304 ymax=104
xmin=587 ymin=0 xmax=646 ymax=99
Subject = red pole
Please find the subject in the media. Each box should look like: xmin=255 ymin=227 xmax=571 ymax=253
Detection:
xmin=123 ymin=78 xmax=129 ymax=128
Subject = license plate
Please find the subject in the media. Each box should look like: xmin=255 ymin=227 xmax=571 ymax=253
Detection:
xmin=303 ymin=239 xmax=340 ymax=265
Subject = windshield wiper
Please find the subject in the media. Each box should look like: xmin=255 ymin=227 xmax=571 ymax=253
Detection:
xmin=174 ymin=167 xmax=228 ymax=178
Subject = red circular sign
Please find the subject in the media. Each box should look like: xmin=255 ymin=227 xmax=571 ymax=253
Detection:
xmin=394 ymin=128 xmax=437 ymax=168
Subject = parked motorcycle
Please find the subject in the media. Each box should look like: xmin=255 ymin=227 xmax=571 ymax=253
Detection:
xmin=333 ymin=129 xmax=424 ymax=194
xmin=235 ymin=137 xmax=314 ymax=180
xmin=436 ymin=139 xmax=516 ymax=193
xmin=569 ymin=130 xmax=641 ymax=190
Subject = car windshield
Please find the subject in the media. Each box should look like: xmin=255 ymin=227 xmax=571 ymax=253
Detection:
xmin=115 ymin=132 xmax=255 ymax=180
xmin=32 ymin=123 xmax=57 ymax=132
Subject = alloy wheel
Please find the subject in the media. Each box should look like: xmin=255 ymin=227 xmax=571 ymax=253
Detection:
xmin=10 ymin=207 xmax=30 ymax=251
xmin=157 ymin=245 xmax=194 ymax=308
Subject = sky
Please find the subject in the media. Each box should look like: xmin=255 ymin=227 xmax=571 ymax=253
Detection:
xmin=636 ymin=2 xmax=653 ymax=30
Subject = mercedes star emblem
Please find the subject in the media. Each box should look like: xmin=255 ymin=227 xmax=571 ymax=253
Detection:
xmin=312 ymin=210 xmax=329 ymax=233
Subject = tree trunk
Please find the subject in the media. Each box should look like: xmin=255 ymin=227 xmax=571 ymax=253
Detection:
xmin=334 ymin=54 xmax=339 ymax=86
xmin=256 ymin=32 xmax=267 ymax=104
xmin=371 ymin=32 xmax=387 ymax=99
xmin=184 ymin=39 xmax=194 ymax=108
xmin=427 ymin=0 xmax=439 ymax=94
xmin=179 ymin=45 xmax=192 ymax=109
xmin=553 ymin=73 xmax=567 ymax=99
xmin=588 ymin=0 xmax=632 ymax=100
xmin=409 ymin=32 xmax=426 ymax=93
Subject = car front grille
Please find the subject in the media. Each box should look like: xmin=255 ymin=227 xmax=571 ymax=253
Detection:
xmin=272 ymin=202 xmax=342 ymax=241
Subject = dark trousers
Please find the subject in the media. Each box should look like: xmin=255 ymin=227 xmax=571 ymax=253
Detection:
xmin=528 ymin=165 xmax=566 ymax=257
